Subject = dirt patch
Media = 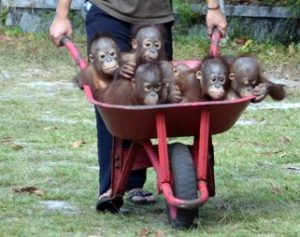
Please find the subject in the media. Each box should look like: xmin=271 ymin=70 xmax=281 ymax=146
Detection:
xmin=249 ymin=102 xmax=300 ymax=110
xmin=0 ymin=34 xmax=19 ymax=43
xmin=236 ymin=118 xmax=266 ymax=126
xmin=40 ymin=200 xmax=79 ymax=214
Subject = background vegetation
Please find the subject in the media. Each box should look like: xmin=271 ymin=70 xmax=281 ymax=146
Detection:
xmin=174 ymin=0 xmax=300 ymax=8
xmin=0 ymin=1 xmax=300 ymax=235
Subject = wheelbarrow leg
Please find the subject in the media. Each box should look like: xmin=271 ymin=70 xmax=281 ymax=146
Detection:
xmin=110 ymin=138 xmax=154 ymax=202
xmin=196 ymin=110 xmax=210 ymax=203
xmin=207 ymin=136 xmax=215 ymax=197
xmin=111 ymin=137 xmax=139 ymax=198
xmin=96 ymin=137 xmax=139 ymax=213
xmin=156 ymin=112 xmax=203 ymax=229
xmin=193 ymin=135 xmax=215 ymax=197
xmin=156 ymin=112 xmax=170 ymax=184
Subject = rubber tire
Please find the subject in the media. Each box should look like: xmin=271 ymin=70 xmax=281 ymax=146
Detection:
xmin=166 ymin=143 xmax=199 ymax=229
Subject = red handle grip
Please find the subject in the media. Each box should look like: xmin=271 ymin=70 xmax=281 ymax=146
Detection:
xmin=209 ymin=29 xmax=222 ymax=57
xmin=60 ymin=36 xmax=88 ymax=70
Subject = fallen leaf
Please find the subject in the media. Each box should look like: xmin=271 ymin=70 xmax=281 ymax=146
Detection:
xmin=241 ymin=39 xmax=253 ymax=50
xmin=0 ymin=137 xmax=14 ymax=143
xmin=278 ymin=152 xmax=287 ymax=158
xmin=257 ymin=161 xmax=273 ymax=167
xmin=137 ymin=227 xmax=150 ymax=236
xmin=13 ymin=186 xmax=45 ymax=196
xmin=267 ymin=48 xmax=277 ymax=56
xmin=10 ymin=144 xmax=23 ymax=150
xmin=220 ymin=204 xmax=232 ymax=211
xmin=155 ymin=230 xmax=165 ymax=237
xmin=13 ymin=187 xmax=36 ymax=193
xmin=43 ymin=126 xmax=58 ymax=130
xmin=250 ymin=141 xmax=262 ymax=146
xmin=273 ymin=150 xmax=284 ymax=154
xmin=288 ymin=44 xmax=296 ymax=54
xmin=234 ymin=37 xmax=248 ymax=45
xmin=283 ymin=166 xmax=300 ymax=172
xmin=270 ymin=187 xmax=282 ymax=195
xmin=72 ymin=140 xmax=86 ymax=148
xmin=281 ymin=136 xmax=291 ymax=143
xmin=261 ymin=150 xmax=284 ymax=157
xmin=33 ymin=189 xmax=45 ymax=196
xmin=0 ymin=34 xmax=17 ymax=43
xmin=45 ymin=177 xmax=54 ymax=183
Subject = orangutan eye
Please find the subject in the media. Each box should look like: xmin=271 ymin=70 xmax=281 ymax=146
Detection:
xmin=154 ymin=84 xmax=161 ymax=91
xmin=211 ymin=77 xmax=217 ymax=83
xmin=109 ymin=50 xmax=116 ymax=57
xmin=99 ymin=53 xmax=106 ymax=60
xmin=144 ymin=41 xmax=152 ymax=48
xmin=219 ymin=77 xmax=225 ymax=84
xmin=144 ymin=84 xmax=152 ymax=92
xmin=154 ymin=41 xmax=161 ymax=49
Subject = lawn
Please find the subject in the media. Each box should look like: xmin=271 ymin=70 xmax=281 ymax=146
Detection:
xmin=0 ymin=34 xmax=299 ymax=237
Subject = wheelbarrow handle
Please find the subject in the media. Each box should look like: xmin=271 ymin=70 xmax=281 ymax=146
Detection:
xmin=60 ymin=35 xmax=88 ymax=70
xmin=209 ymin=28 xmax=222 ymax=57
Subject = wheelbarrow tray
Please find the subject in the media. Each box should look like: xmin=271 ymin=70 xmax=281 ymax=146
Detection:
xmin=84 ymin=85 xmax=253 ymax=140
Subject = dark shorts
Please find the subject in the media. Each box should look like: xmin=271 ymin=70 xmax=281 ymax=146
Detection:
xmin=84 ymin=3 xmax=173 ymax=195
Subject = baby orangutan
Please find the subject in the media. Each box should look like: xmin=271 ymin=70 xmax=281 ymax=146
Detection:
xmin=74 ymin=35 xmax=121 ymax=101
xmin=173 ymin=63 xmax=202 ymax=102
xmin=102 ymin=62 xmax=163 ymax=105
xmin=197 ymin=56 xmax=231 ymax=101
xmin=227 ymin=56 xmax=285 ymax=102
xmin=118 ymin=25 xmax=182 ymax=103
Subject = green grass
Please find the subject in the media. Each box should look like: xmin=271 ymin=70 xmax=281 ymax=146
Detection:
xmin=0 ymin=33 xmax=300 ymax=237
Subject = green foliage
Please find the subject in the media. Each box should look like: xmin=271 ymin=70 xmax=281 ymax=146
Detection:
xmin=228 ymin=0 xmax=300 ymax=16
xmin=264 ymin=0 xmax=300 ymax=17
xmin=224 ymin=15 xmax=299 ymax=45
xmin=3 ymin=26 xmax=23 ymax=36
xmin=176 ymin=3 xmax=199 ymax=28
xmin=0 ymin=7 xmax=9 ymax=25
xmin=173 ymin=34 xmax=210 ymax=59
xmin=263 ymin=0 xmax=300 ymax=7
xmin=228 ymin=0 xmax=300 ymax=7
xmin=226 ymin=17 xmax=253 ymax=40
xmin=39 ymin=9 xmax=55 ymax=25
xmin=68 ymin=10 xmax=85 ymax=34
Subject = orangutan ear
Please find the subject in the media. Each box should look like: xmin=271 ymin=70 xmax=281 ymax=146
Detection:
xmin=195 ymin=70 xmax=202 ymax=80
xmin=173 ymin=67 xmax=179 ymax=77
xmin=131 ymin=78 xmax=136 ymax=88
xmin=196 ymin=70 xmax=204 ymax=87
xmin=88 ymin=54 xmax=94 ymax=63
xmin=131 ymin=39 xmax=137 ymax=49
xmin=229 ymin=72 xmax=235 ymax=81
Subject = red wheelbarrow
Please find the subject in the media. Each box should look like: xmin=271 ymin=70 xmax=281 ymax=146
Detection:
xmin=61 ymin=32 xmax=254 ymax=229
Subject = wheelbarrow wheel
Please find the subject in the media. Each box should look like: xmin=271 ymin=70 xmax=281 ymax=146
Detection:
xmin=166 ymin=143 xmax=198 ymax=229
